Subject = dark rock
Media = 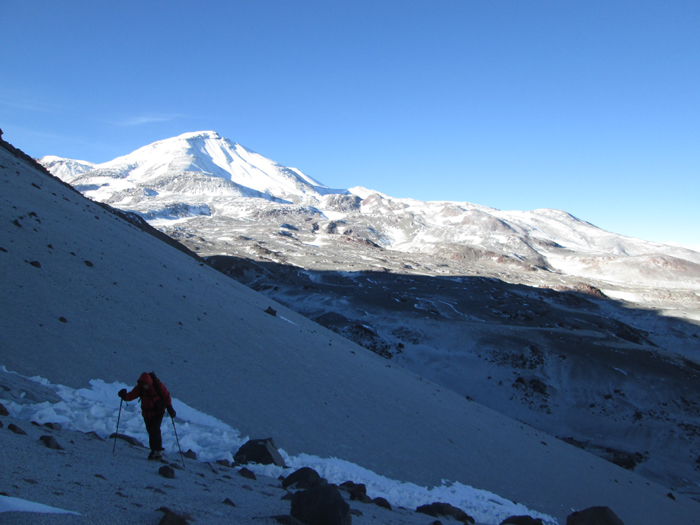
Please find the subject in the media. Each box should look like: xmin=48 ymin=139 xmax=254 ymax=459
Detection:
xmin=109 ymin=433 xmax=145 ymax=447
xmin=501 ymin=516 xmax=544 ymax=525
xmin=156 ymin=506 xmax=189 ymax=525
xmin=372 ymin=497 xmax=392 ymax=510
xmin=59 ymin=317 xmax=68 ymax=323
xmin=339 ymin=480 xmax=369 ymax=502
xmin=667 ymin=492 xmax=676 ymax=500
xmin=0 ymin=403 xmax=8 ymax=416
xmin=84 ymin=431 xmax=104 ymax=441
xmin=84 ymin=260 xmax=94 ymax=267
xmin=238 ymin=467 xmax=256 ymax=480
xmin=416 ymin=502 xmax=475 ymax=524
xmin=0 ymin=421 xmax=3 ymax=428
xmin=183 ymin=449 xmax=197 ymax=459
xmin=281 ymin=492 xmax=294 ymax=501
xmin=39 ymin=435 xmax=63 ymax=450
xmin=158 ymin=465 xmax=175 ymax=479
xmin=29 ymin=260 xmax=41 ymax=268
xmin=350 ymin=509 xmax=363 ymax=517
xmin=44 ymin=422 xmax=62 ymax=430
xmin=234 ymin=438 xmax=286 ymax=467
xmin=566 ymin=506 xmax=624 ymax=525
xmin=271 ymin=515 xmax=306 ymax=525
xmin=8 ymin=423 xmax=27 ymax=435
xmin=283 ymin=467 xmax=323 ymax=490
xmin=222 ymin=498 xmax=236 ymax=507
xmin=265 ymin=306 xmax=277 ymax=316
xmin=216 ymin=459 xmax=231 ymax=467
xmin=291 ymin=484 xmax=352 ymax=525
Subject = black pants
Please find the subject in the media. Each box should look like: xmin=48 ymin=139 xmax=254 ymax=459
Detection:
xmin=144 ymin=413 xmax=164 ymax=452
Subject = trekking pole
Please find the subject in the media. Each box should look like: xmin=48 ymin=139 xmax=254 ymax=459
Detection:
xmin=171 ymin=415 xmax=185 ymax=468
xmin=113 ymin=398 xmax=123 ymax=454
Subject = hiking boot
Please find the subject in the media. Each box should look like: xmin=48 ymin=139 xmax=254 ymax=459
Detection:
xmin=148 ymin=450 xmax=162 ymax=461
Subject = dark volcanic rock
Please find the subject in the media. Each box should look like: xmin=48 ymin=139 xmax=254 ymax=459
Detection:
xmin=234 ymin=437 xmax=286 ymax=467
xmin=109 ymin=433 xmax=145 ymax=447
xmin=501 ymin=516 xmax=544 ymax=525
xmin=416 ymin=502 xmax=475 ymax=523
xmin=39 ymin=435 xmax=63 ymax=450
xmin=0 ymin=402 xmax=9 ymax=416
xmin=238 ymin=467 xmax=257 ymax=480
xmin=8 ymin=423 xmax=27 ymax=435
xmin=291 ymin=484 xmax=352 ymax=525
xmin=157 ymin=506 xmax=189 ymax=525
xmin=158 ymin=465 xmax=175 ymax=479
xmin=566 ymin=506 xmax=624 ymax=525
xmin=283 ymin=467 xmax=324 ymax=490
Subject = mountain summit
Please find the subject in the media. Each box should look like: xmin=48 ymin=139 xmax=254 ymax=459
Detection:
xmin=42 ymin=131 xmax=344 ymax=211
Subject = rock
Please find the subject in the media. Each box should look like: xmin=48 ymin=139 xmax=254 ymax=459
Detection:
xmin=566 ymin=506 xmax=624 ymax=525
xmin=283 ymin=467 xmax=324 ymax=490
xmin=271 ymin=515 xmax=306 ymax=525
xmin=234 ymin=438 xmax=286 ymax=467
xmin=416 ymin=502 xmax=475 ymax=524
xmin=238 ymin=467 xmax=256 ymax=480
xmin=339 ymin=481 xmax=369 ymax=502
xmin=39 ymin=435 xmax=63 ymax=450
xmin=156 ymin=507 xmax=189 ymax=525
xmin=158 ymin=465 xmax=175 ymax=479
xmin=501 ymin=517 xmax=544 ymax=525
xmin=372 ymin=497 xmax=392 ymax=510
xmin=222 ymin=498 xmax=236 ymax=507
xmin=291 ymin=484 xmax=352 ymax=525
xmin=0 ymin=403 xmax=8 ymax=416
xmin=216 ymin=459 xmax=231 ymax=467
xmin=183 ymin=449 xmax=197 ymax=459
xmin=265 ymin=306 xmax=277 ymax=316
xmin=43 ymin=422 xmax=62 ymax=430
xmin=0 ymin=421 xmax=3 ymax=428
xmin=109 ymin=433 xmax=145 ymax=447
xmin=8 ymin=423 xmax=27 ymax=435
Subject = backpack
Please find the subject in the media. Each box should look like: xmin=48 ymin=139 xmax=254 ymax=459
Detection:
xmin=149 ymin=372 xmax=166 ymax=411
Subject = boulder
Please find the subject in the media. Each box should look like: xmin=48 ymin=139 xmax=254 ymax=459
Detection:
xmin=566 ymin=506 xmax=624 ymax=525
xmin=234 ymin=438 xmax=286 ymax=467
xmin=501 ymin=517 xmax=544 ymax=525
xmin=109 ymin=433 xmax=145 ymax=447
xmin=156 ymin=507 xmax=189 ymax=525
xmin=291 ymin=484 xmax=352 ymax=525
xmin=0 ymin=402 xmax=8 ymax=416
xmin=283 ymin=467 xmax=324 ymax=490
xmin=372 ymin=497 xmax=392 ymax=510
xmin=238 ymin=467 xmax=257 ymax=480
xmin=39 ymin=435 xmax=63 ymax=450
xmin=158 ymin=465 xmax=175 ymax=479
xmin=8 ymin=423 xmax=27 ymax=435
xmin=416 ymin=502 xmax=475 ymax=524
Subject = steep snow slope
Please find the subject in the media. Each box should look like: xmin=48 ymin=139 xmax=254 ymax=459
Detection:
xmin=6 ymin=142 xmax=700 ymax=523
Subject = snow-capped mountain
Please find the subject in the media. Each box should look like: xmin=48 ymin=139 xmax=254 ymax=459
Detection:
xmin=4 ymin=132 xmax=700 ymax=524
xmin=41 ymin=131 xmax=700 ymax=291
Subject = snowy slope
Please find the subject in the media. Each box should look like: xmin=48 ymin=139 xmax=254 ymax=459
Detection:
xmin=5 ymin=136 xmax=700 ymax=523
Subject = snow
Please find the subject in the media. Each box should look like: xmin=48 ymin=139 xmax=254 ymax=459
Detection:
xmin=0 ymin=496 xmax=80 ymax=516
xmin=0 ymin=368 xmax=554 ymax=524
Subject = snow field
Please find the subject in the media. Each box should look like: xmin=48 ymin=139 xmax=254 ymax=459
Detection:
xmin=0 ymin=368 xmax=556 ymax=525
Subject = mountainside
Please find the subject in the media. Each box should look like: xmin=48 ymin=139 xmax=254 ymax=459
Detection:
xmin=5 ymin=133 xmax=700 ymax=523
xmin=39 ymin=131 xmax=700 ymax=504
xmin=0 ymin=136 xmax=700 ymax=525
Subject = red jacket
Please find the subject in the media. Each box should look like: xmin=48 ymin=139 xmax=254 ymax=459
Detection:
xmin=124 ymin=372 xmax=173 ymax=420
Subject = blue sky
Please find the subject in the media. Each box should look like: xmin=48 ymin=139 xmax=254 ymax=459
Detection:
xmin=2 ymin=1 xmax=699 ymax=248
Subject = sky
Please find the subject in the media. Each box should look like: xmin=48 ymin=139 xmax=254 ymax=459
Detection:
xmin=1 ymin=1 xmax=699 ymax=249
